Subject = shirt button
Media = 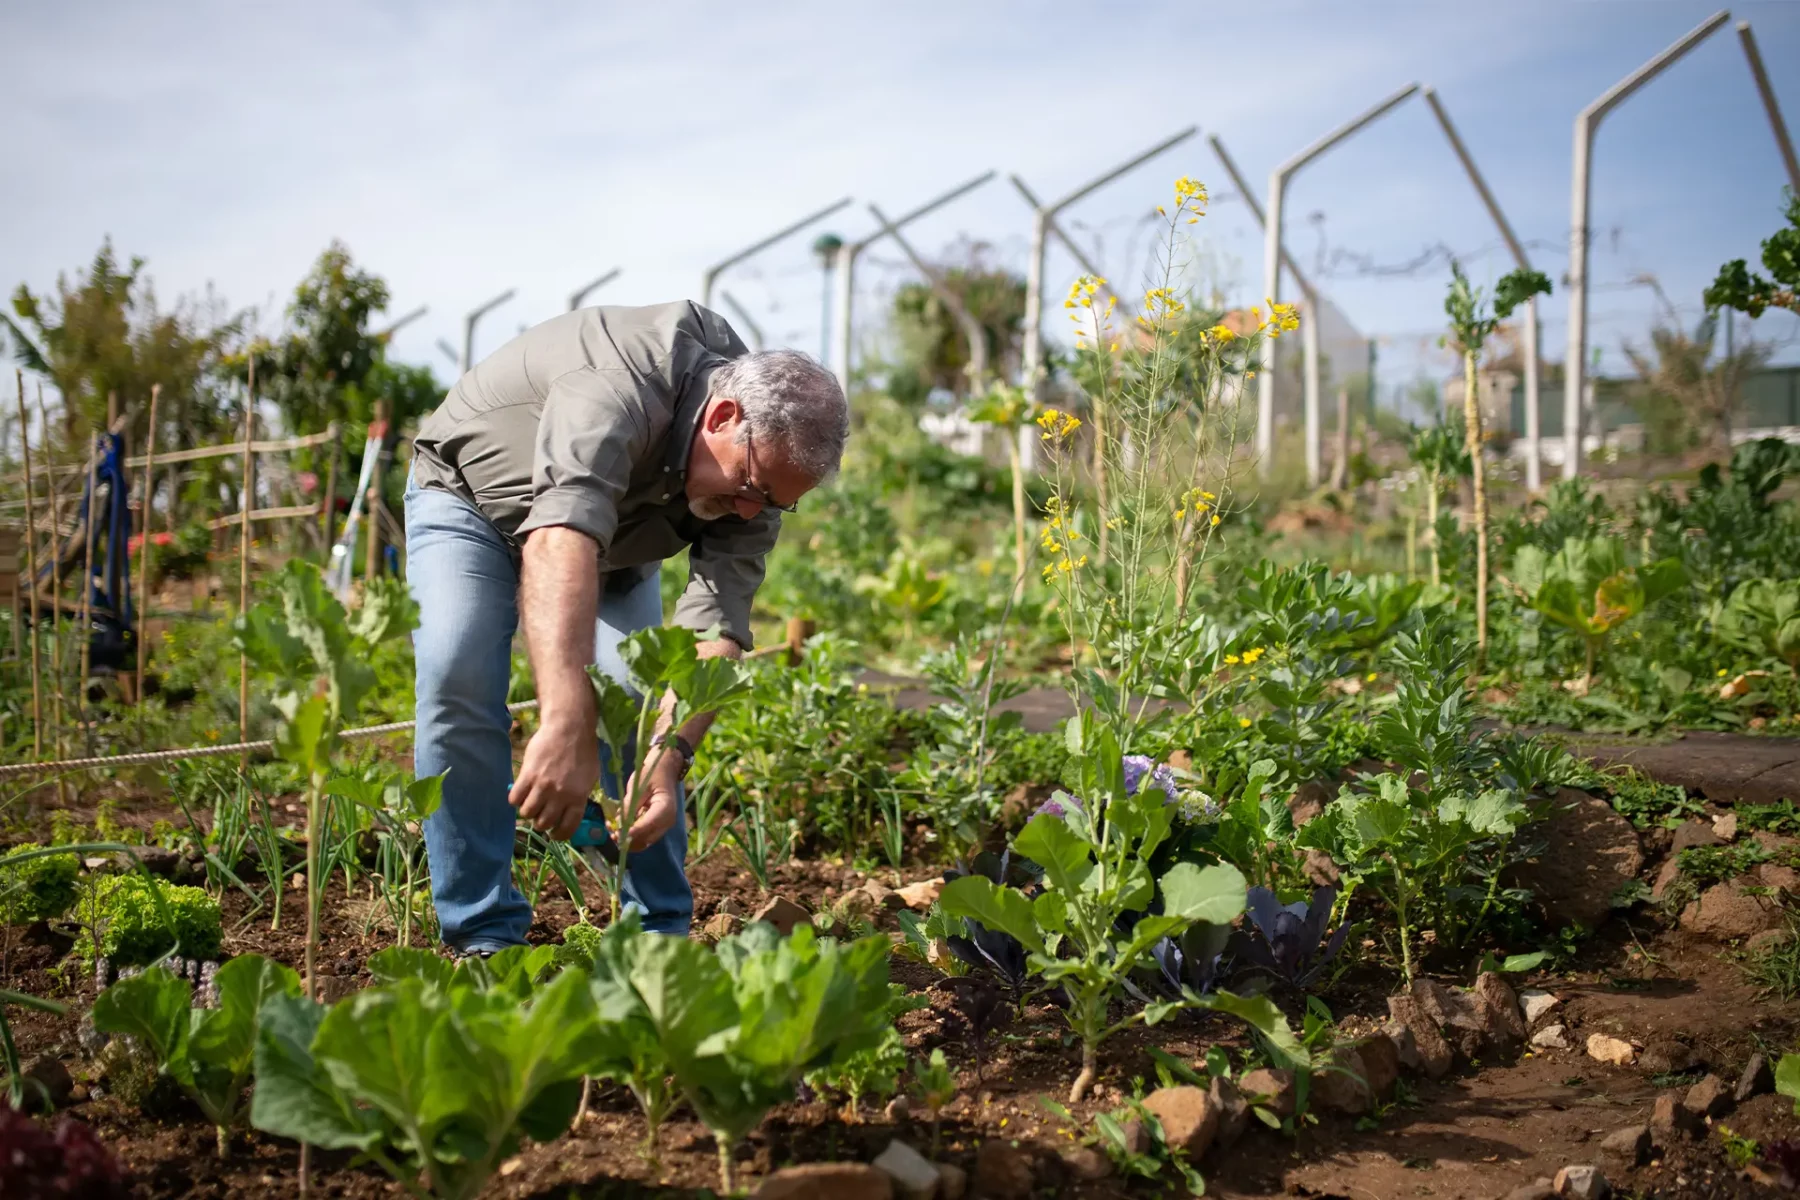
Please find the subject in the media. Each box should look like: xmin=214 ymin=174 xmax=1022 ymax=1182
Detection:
xmin=661 ymin=493 xmax=669 ymax=501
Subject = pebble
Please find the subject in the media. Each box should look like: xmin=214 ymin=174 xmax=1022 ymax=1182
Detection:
xmin=1584 ymin=1034 xmax=1635 ymax=1066
xmin=1599 ymin=1125 xmax=1649 ymax=1166
xmin=1553 ymin=1163 xmax=1609 ymax=1199
xmin=1532 ymin=1024 xmax=1570 ymax=1051
xmin=753 ymin=1162 xmax=893 ymax=1199
xmin=1684 ymin=1073 xmax=1732 ymax=1118
xmin=1735 ymin=1053 xmax=1774 ymax=1102
xmin=1519 ymin=989 xmax=1561 ymax=1025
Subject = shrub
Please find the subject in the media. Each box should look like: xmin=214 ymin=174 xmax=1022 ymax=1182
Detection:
xmin=73 ymin=874 xmax=222 ymax=969
xmin=0 ymin=844 xmax=80 ymax=925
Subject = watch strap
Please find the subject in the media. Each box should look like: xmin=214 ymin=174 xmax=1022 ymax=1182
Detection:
xmin=650 ymin=732 xmax=696 ymax=777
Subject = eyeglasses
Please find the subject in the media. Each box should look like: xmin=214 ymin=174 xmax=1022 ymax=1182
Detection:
xmin=736 ymin=430 xmax=800 ymax=514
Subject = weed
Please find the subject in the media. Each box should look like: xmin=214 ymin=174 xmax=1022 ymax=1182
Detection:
xmin=1744 ymin=919 xmax=1800 ymax=998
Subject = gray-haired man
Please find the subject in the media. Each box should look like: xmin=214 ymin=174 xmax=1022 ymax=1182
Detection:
xmin=407 ymin=302 xmax=847 ymax=952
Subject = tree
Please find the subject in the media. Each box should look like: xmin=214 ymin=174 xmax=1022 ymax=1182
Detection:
xmin=1706 ymin=188 xmax=1799 ymax=318
xmin=887 ymin=247 xmax=1026 ymax=403
xmin=251 ymin=242 xmax=391 ymax=437
xmin=1624 ymin=315 xmax=1770 ymax=452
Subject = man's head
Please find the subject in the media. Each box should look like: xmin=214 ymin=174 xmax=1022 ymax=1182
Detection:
xmin=684 ymin=349 xmax=848 ymax=521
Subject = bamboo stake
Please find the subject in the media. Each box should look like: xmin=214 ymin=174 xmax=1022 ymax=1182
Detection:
xmin=136 ymin=384 xmax=160 ymax=734
xmin=364 ymin=400 xmax=388 ymax=581
xmin=318 ymin=424 xmax=340 ymax=563
xmin=77 ymin=440 xmax=98 ymax=758
xmin=39 ymin=388 xmax=65 ymax=805
xmin=239 ymin=360 xmax=254 ymax=764
xmin=14 ymin=371 xmax=41 ymax=759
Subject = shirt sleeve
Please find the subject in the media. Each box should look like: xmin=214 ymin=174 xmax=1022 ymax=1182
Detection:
xmin=513 ymin=368 xmax=650 ymax=551
xmin=672 ymin=509 xmax=780 ymax=649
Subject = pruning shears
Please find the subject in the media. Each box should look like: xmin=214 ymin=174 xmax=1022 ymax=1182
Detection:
xmin=570 ymin=801 xmax=619 ymax=864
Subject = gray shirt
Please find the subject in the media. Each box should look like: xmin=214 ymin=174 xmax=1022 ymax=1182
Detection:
xmin=411 ymin=301 xmax=774 ymax=648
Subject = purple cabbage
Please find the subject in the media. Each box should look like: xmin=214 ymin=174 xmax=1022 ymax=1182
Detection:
xmin=942 ymin=851 xmax=1037 ymax=1004
xmin=1230 ymin=885 xmax=1351 ymax=989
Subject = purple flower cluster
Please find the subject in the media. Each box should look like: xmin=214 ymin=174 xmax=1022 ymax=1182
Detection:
xmin=1035 ymin=793 xmax=1082 ymax=819
xmin=1122 ymin=755 xmax=1179 ymax=805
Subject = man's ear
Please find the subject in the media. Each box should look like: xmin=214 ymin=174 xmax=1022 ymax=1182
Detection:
xmin=704 ymin=396 xmax=741 ymax=434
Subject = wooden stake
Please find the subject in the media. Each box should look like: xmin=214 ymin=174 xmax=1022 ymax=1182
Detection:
xmin=318 ymin=423 xmax=339 ymax=564
xmin=77 ymin=440 xmax=98 ymax=758
xmin=39 ymin=387 xmax=64 ymax=803
xmin=239 ymin=359 xmax=254 ymax=763
xmin=14 ymin=371 xmax=41 ymax=759
xmin=136 ymin=384 xmax=160 ymax=734
xmin=363 ymin=401 xmax=388 ymax=582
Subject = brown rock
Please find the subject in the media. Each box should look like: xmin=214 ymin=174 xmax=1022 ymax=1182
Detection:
xmin=1412 ymin=977 xmax=1486 ymax=1060
xmin=1553 ymin=1163 xmax=1609 ymax=1199
xmin=896 ymin=879 xmax=944 ymax=911
xmin=1683 ymin=1073 xmax=1732 ymax=1118
xmin=884 ymin=1095 xmax=911 ymax=1122
xmin=1585 ymin=1034 xmax=1636 ymax=1067
xmin=858 ymin=879 xmax=904 ymax=911
xmin=1649 ymin=1093 xmax=1701 ymax=1145
xmin=1650 ymin=857 xmax=1683 ymax=901
xmin=1288 ymin=780 xmax=1330 ymax=827
xmin=22 ymin=1055 xmax=72 ymax=1113
xmin=1473 ymin=971 xmax=1526 ymax=1057
xmin=1752 ymin=830 xmax=1798 ymax=854
xmin=1736 ymin=1053 xmax=1774 ymax=1102
xmin=751 ymin=895 xmax=813 ymax=936
xmin=1670 ymin=819 xmax=1723 ymax=854
xmin=1509 ymin=789 xmax=1643 ymax=929
xmin=1599 ymin=1124 xmax=1650 ymax=1166
xmin=1312 ymin=1047 xmax=1373 ymax=1115
xmin=1208 ymin=1075 xmax=1249 ymax=1150
xmin=936 ymin=1163 xmax=967 ymax=1200
xmin=973 ymin=1139 xmax=1035 ymax=1200
xmin=701 ymin=912 xmax=742 ymax=941
xmin=754 ymin=1162 xmax=893 ymax=1200
xmin=1386 ymin=994 xmax=1453 ymax=1079
xmin=1060 ymin=1146 xmax=1112 ymax=1181
xmin=1758 ymin=862 xmax=1800 ymax=896
xmin=1637 ymin=1036 xmax=1697 ymax=1076
xmin=1237 ymin=1068 xmax=1296 ymax=1119
xmin=716 ymin=896 xmax=746 ymax=918
xmin=1679 ymin=881 xmax=1784 ymax=940
xmin=1355 ymin=1033 xmax=1402 ymax=1099
xmin=1141 ymin=1085 xmax=1219 ymax=1157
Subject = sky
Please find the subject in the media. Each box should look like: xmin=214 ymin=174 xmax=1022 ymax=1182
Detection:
xmin=5 ymin=0 xmax=1799 ymax=417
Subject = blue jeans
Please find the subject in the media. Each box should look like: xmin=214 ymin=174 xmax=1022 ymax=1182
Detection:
xmin=404 ymin=477 xmax=692 ymax=950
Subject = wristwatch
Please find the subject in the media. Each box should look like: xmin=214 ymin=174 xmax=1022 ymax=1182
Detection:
xmin=649 ymin=732 xmax=696 ymax=778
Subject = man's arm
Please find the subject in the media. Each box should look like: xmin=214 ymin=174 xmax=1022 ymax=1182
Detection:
xmin=623 ymin=635 xmax=740 ymax=851
xmin=509 ymin=526 xmax=601 ymax=841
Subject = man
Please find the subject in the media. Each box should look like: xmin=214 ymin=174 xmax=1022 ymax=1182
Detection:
xmin=407 ymin=301 xmax=847 ymax=953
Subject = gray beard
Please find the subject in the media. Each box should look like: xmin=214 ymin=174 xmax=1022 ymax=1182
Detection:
xmin=687 ymin=494 xmax=737 ymax=521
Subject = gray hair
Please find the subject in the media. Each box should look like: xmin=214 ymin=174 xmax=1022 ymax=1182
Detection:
xmin=709 ymin=349 xmax=848 ymax=480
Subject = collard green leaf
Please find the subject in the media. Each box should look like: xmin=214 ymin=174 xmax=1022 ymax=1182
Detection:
xmin=186 ymin=954 xmax=301 ymax=1118
xmin=250 ymin=993 xmax=384 ymax=1151
xmin=938 ymin=875 xmax=1046 ymax=955
xmin=314 ymin=979 xmax=448 ymax=1149
xmin=1013 ymin=813 xmax=1093 ymax=894
xmin=91 ymin=966 xmax=191 ymax=1080
xmin=586 ymin=668 xmax=642 ymax=757
xmin=1438 ymin=788 xmax=1527 ymax=837
xmin=367 ymin=946 xmax=457 ymax=991
xmin=1159 ymin=862 xmax=1248 ymax=925
xmin=619 ymin=626 xmax=700 ymax=696
xmin=1200 ymin=989 xmax=1309 ymax=1072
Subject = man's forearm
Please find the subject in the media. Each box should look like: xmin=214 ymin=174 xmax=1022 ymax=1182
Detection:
xmin=520 ymin=526 xmax=600 ymax=735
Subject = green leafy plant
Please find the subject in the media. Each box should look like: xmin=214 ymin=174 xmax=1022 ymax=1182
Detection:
xmin=1719 ymin=1124 xmax=1762 ymax=1169
xmin=1510 ymin=536 xmax=1687 ymax=690
xmin=74 ymin=874 xmax=222 ymax=970
xmin=1777 ymin=1052 xmax=1800 ymax=1115
xmin=1706 ymin=187 xmax=1799 ymax=319
xmin=326 ymin=770 xmax=444 ymax=947
xmin=1 ymin=988 xmax=68 ymax=1110
xmin=1407 ymin=422 xmax=1470 ymax=589
xmin=1093 ymin=1098 xmax=1207 ymax=1195
xmin=1716 ymin=578 xmax=1800 ymax=670
xmin=966 ymin=382 xmax=1036 ymax=587
xmin=0 ymin=843 xmax=79 ymax=925
xmin=911 ymin=1048 xmax=957 ymax=1156
xmin=92 ymin=954 xmax=299 ymax=1156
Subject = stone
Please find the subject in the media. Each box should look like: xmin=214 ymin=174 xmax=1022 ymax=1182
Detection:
xmin=884 ymin=1095 xmax=911 ymax=1122
xmin=1412 ymin=977 xmax=1486 ymax=1060
xmin=1386 ymin=994 xmax=1453 ymax=1079
xmin=936 ymin=1163 xmax=967 ymax=1200
xmin=1712 ymin=812 xmax=1739 ymax=841
xmin=897 ymin=879 xmax=943 ymax=911
xmin=1553 ymin=1163 xmax=1609 ymax=1199
xmin=1355 ymin=1033 xmax=1401 ymax=1099
xmin=754 ymin=1163 xmax=893 ymax=1200
xmin=1502 ymin=1181 xmax=1556 ymax=1200
xmin=701 ymin=912 xmax=742 ymax=941
xmin=1312 ymin=1047 xmax=1374 ymax=1115
xmin=22 ymin=1055 xmax=72 ymax=1112
xmin=1237 ymin=1068 xmax=1296 ymax=1119
xmin=1473 ymin=971 xmax=1526 ymax=1057
xmin=751 ymin=895 xmax=813 ymax=936
xmin=1735 ymin=1053 xmax=1774 ymax=1102
xmin=1140 ymin=1085 xmax=1219 ymax=1158
xmin=1531 ymin=1025 xmax=1570 ymax=1051
xmin=1207 ymin=1075 xmax=1249 ymax=1150
xmin=1288 ymin=780 xmax=1330 ymax=827
xmin=1060 ymin=1146 xmax=1112 ymax=1181
xmin=1519 ymin=989 xmax=1562 ymax=1026
xmin=1649 ymin=1093 xmax=1701 ymax=1144
xmin=1758 ymin=862 xmax=1800 ymax=896
xmin=1671 ymin=819 xmax=1723 ymax=854
xmin=1683 ymin=1073 xmax=1732 ymax=1118
xmin=1509 ymin=789 xmax=1643 ymax=930
xmin=716 ymin=896 xmax=746 ymax=918
xmin=1585 ymin=1034 xmax=1636 ymax=1067
xmin=973 ymin=1139 xmax=1034 ymax=1200
xmin=1637 ymin=1036 xmax=1698 ymax=1076
xmin=1381 ymin=1019 xmax=1421 ymax=1070
xmin=859 ymin=880 xmax=904 ymax=911
xmin=1650 ymin=857 xmax=1683 ymax=901
xmin=1679 ymin=881 xmax=1785 ymax=940
xmin=872 ymin=1140 xmax=940 ymax=1200
xmin=112 ymin=846 xmax=181 ymax=877
xmin=1599 ymin=1125 xmax=1650 ymax=1166
xmin=1748 ymin=927 xmax=1791 ymax=953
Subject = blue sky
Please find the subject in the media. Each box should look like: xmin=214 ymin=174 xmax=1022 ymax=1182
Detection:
xmin=5 ymin=0 xmax=1798 ymax=412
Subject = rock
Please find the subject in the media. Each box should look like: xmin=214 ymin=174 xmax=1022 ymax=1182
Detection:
xmin=1712 ymin=812 xmax=1738 ymax=841
xmin=1312 ymin=1047 xmax=1374 ymax=1115
xmin=1502 ymin=1181 xmax=1556 ymax=1200
xmin=1386 ymin=994 xmax=1453 ymax=1079
xmin=1288 ymin=780 xmax=1329 ymax=827
xmin=1748 ymin=927 xmax=1791 ymax=953
xmin=1140 ymin=1085 xmax=1219 ymax=1158
xmin=896 ymin=879 xmax=943 ymax=911
xmin=754 ymin=1163 xmax=893 ymax=1200
xmin=936 ymin=1163 xmax=967 ymax=1200
xmin=1553 ymin=1163 xmax=1609 ymax=1199
xmin=859 ymin=880 xmax=904 ymax=912
xmin=751 ymin=895 xmax=813 ymax=936
xmin=1599 ymin=1125 xmax=1650 ymax=1166
xmin=1060 ymin=1146 xmax=1112 ymax=1181
xmin=1355 ymin=1033 xmax=1402 ymax=1099
xmin=884 ymin=1094 xmax=911 ymax=1122
xmin=701 ymin=912 xmax=742 ymax=941
xmin=1650 ymin=857 xmax=1683 ymax=901
xmin=113 ymin=846 xmax=181 ymax=877
xmin=973 ymin=1139 xmax=1034 ymax=1200
xmin=1510 ymin=789 xmax=1643 ymax=929
xmin=1237 ymin=1068 xmax=1296 ymax=1119
xmin=1683 ymin=1073 xmax=1732 ymax=1118
xmin=22 ymin=1055 xmax=72 ymax=1112
xmin=1753 ymin=830 xmax=1798 ymax=855
xmin=1671 ymin=819 xmax=1723 ymax=854
xmin=1473 ymin=972 xmax=1526 ymax=1057
xmin=716 ymin=896 xmax=746 ymax=918
xmin=1118 ymin=1118 xmax=1149 ymax=1157
xmin=872 ymin=1140 xmax=941 ymax=1200
xmin=1412 ymin=977 xmax=1486 ymax=1060
xmin=1649 ymin=1093 xmax=1701 ymax=1144
xmin=1679 ymin=881 xmax=1784 ymax=940
xmin=1585 ymin=1034 xmax=1636 ymax=1067
xmin=1531 ymin=1025 xmax=1570 ymax=1051
xmin=1637 ymin=1036 xmax=1698 ymax=1076
xmin=1520 ymin=989 xmax=1561 ymax=1026
xmin=1758 ymin=862 xmax=1800 ymax=896
xmin=1736 ymin=1053 xmax=1774 ymax=1102
xmin=1208 ymin=1075 xmax=1249 ymax=1150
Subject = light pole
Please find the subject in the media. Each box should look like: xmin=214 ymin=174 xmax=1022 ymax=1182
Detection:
xmin=461 ymin=289 xmax=516 ymax=375
xmin=718 ymin=291 xmax=765 ymax=351
xmin=813 ymin=233 xmax=844 ymax=363
xmin=568 ymin=268 xmax=622 ymax=312
xmin=1258 ymin=84 xmax=1420 ymax=481
xmin=828 ymin=171 xmax=996 ymax=392
xmin=1420 ymin=88 xmax=1545 ymax=491
xmin=700 ymin=196 xmax=854 ymax=311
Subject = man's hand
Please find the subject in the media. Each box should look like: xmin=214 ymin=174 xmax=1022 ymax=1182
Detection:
xmin=622 ymin=745 xmax=683 ymax=851
xmin=510 ymin=718 xmax=599 ymax=841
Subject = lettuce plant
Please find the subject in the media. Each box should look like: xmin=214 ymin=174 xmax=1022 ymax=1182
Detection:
xmin=1716 ymin=577 xmax=1800 ymax=670
xmin=1510 ymin=536 xmax=1686 ymax=690
xmin=91 ymin=954 xmax=299 ymax=1156
xmin=0 ymin=843 xmax=78 ymax=925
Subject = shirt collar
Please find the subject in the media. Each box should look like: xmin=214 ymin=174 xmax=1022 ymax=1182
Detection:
xmin=665 ymin=361 xmax=721 ymax=481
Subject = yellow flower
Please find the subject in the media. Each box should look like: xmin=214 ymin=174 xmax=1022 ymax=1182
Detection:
xmin=1241 ymin=646 xmax=1264 ymax=664
xmin=1238 ymin=717 xmax=1252 ymax=729
xmin=1210 ymin=514 xmax=1221 ymax=526
xmin=1366 ymin=671 xmax=1378 ymax=682
xmin=1209 ymin=324 xmax=1236 ymax=343
xmin=1717 ymin=668 xmax=1728 ymax=677
xmin=1174 ymin=176 xmax=1208 ymax=207
xmin=1224 ymin=654 xmax=1241 ymax=665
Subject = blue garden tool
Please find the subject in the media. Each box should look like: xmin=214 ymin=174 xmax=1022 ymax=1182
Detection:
xmin=569 ymin=800 xmax=619 ymax=865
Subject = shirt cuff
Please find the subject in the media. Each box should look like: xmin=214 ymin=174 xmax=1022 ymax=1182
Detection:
xmin=671 ymin=585 xmax=754 ymax=651
xmin=514 ymin=485 xmax=619 ymax=552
